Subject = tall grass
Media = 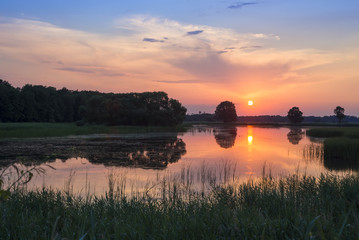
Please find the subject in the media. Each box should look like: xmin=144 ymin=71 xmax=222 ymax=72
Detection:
xmin=306 ymin=127 xmax=359 ymax=171
xmin=323 ymin=138 xmax=359 ymax=170
xmin=303 ymin=143 xmax=324 ymax=162
xmin=302 ymin=139 xmax=359 ymax=171
xmin=1 ymin=173 xmax=359 ymax=239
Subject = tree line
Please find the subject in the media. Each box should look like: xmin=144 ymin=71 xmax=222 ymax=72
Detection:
xmin=0 ymin=80 xmax=187 ymax=126
xmin=186 ymin=101 xmax=354 ymax=124
xmin=287 ymin=106 xmax=346 ymax=124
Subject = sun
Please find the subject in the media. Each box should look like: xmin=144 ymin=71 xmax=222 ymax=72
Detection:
xmin=248 ymin=100 xmax=253 ymax=106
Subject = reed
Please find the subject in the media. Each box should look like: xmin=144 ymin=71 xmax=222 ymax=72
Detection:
xmin=2 ymin=173 xmax=359 ymax=239
xmin=306 ymin=127 xmax=359 ymax=171
xmin=323 ymin=138 xmax=359 ymax=170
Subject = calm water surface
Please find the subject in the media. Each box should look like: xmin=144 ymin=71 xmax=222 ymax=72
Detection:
xmin=1 ymin=125 xmax=346 ymax=196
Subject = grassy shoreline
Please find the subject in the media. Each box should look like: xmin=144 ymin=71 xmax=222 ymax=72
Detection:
xmin=0 ymin=122 xmax=192 ymax=139
xmin=306 ymin=127 xmax=359 ymax=139
xmin=2 ymin=122 xmax=359 ymax=139
xmin=186 ymin=121 xmax=359 ymax=127
xmin=1 ymin=174 xmax=359 ymax=239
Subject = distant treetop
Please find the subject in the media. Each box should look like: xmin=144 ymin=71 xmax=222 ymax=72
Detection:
xmin=215 ymin=101 xmax=237 ymax=123
xmin=334 ymin=106 xmax=345 ymax=123
xmin=287 ymin=107 xmax=304 ymax=124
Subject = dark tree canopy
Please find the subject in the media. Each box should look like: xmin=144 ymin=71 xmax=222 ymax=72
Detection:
xmin=215 ymin=101 xmax=237 ymax=123
xmin=334 ymin=106 xmax=345 ymax=123
xmin=287 ymin=107 xmax=304 ymax=123
xmin=0 ymin=80 xmax=187 ymax=126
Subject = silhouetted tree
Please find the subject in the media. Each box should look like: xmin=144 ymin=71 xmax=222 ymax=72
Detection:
xmin=215 ymin=101 xmax=237 ymax=122
xmin=334 ymin=106 xmax=345 ymax=123
xmin=167 ymin=99 xmax=187 ymax=126
xmin=287 ymin=107 xmax=304 ymax=123
xmin=0 ymin=80 xmax=22 ymax=122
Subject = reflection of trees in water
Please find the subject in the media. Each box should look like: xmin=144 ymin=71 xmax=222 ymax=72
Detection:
xmin=187 ymin=126 xmax=212 ymax=135
xmin=287 ymin=128 xmax=304 ymax=145
xmin=213 ymin=127 xmax=237 ymax=149
xmin=87 ymin=137 xmax=186 ymax=169
xmin=0 ymin=135 xmax=186 ymax=170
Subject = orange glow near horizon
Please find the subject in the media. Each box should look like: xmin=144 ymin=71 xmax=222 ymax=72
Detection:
xmin=0 ymin=17 xmax=358 ymax=116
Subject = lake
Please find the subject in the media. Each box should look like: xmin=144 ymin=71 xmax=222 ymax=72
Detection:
xmin=0 ymin=125 xmax=348 ymax=196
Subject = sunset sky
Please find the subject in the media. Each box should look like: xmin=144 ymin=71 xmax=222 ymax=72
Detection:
xmin=1 ymin=0 xmax=358 ymax=116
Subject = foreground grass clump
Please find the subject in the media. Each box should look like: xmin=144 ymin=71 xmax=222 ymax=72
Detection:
xmin=2 ymin=174 xmax=359 ymax=239
xmin=0 ymin=122 xmax=190 ymax=139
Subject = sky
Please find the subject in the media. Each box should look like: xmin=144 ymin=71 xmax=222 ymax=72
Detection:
xmin=0 ymin=0 xmax=359 ymax=116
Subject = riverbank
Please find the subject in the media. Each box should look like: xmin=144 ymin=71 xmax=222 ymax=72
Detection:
xmin=0 ymin=122 xmax=191 ymax=139
xmin=186 ymin=121 xmax=359 ymax=127
xmin=1 ymin=122 xmax=359 ymax=139
xmin=306 ymin=127 xmax=359 ymax=138
xmin=1 ymin=174 xmax=359 ymax=239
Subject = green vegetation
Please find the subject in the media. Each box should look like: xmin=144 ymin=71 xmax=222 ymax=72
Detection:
xmin=0 ymin=80 xmax=186 ymax=126
xmin=0 ymin=122 xmax=190 ymax=139
xmin=306 ymin=127 xmax=359 ymax=171
xmin=1 ymin=174 xmax=359 ymax=239
xmin=323 ymin=138 xmax=359 ymax=170
xmin=307 ymin=127 xmax=359 ymax=139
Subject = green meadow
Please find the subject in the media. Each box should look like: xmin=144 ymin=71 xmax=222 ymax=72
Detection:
xmin=0 ymin=122 xmax=190 ymax=139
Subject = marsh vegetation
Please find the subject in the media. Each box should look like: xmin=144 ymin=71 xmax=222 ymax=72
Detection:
xmin=2 ymin=172 xmax=359 ymax=239
xmin=307 ymin=127 xmax=359 ymax=171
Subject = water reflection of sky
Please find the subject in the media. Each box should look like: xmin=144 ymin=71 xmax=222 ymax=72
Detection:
xmin=178 ymin=126 xmax=325 ymax=178
xmin=2 ymin=126 xmax=338 ymax=196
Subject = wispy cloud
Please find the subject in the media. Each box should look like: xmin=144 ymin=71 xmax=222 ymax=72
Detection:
xmin=157 ymin=79 xmax=201 ymax=84
xmin=239 ymin=45 xmax=262 ymax=50
xmin=186 ymin=30 xmax=204 ymax=36
xmin=56 ymin=67 xmax=95 ymax=74
xmin=228 ymin=2 xmax=257 ymax=9
xmin=56 ymin=65 xmax=125 ymax=76
xmin=217 ymin=50 xmax=228 ymax=54
xmin=143 ymin=37 xmax=165 ymax=43
xmin=0 ymin=16 xmax=341 ymax=99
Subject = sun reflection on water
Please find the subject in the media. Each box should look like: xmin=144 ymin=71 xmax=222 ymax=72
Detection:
xmin=247 ymin=135 xmax=253 ymax=144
